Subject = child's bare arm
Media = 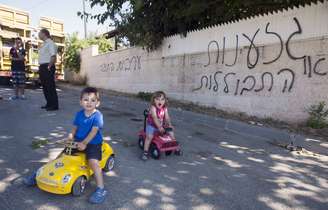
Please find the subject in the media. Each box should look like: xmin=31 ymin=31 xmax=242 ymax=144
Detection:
xmin=68 ymin=126 xmax=77 ymax=141
xmin=150 ymin=106 xmax=163 ymax=129
xmin=82 ymin=127 xmax=99 ymax=145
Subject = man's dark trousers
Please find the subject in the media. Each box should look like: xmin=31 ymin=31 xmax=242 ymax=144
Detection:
xmin=39 ymin=64 xmax=58 ymax=109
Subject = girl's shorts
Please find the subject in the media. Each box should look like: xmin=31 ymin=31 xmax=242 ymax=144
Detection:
xmin=146 ymin=124 xmax=158 ymax=135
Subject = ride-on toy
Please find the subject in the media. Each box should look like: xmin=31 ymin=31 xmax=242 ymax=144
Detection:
xmin=32 ymin=141 xmax=115 ymax=196
xmin=138 ymin=109 xmax=182 ymax=159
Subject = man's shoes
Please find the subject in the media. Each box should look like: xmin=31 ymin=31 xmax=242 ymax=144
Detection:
xmin=41 ymin=105 xmax=48 ymax=109
xmin=46 ymin=107 xmax=59 ymax=111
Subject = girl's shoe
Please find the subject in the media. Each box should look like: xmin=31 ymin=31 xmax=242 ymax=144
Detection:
xmin=89 ymin=187 xmax=107 ymax=204
xmin=141 ymin=151 xmax=149 ymax=161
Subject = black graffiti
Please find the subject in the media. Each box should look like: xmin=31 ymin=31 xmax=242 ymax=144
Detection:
xmin=203 ymin=17 xmax=308 ymax=69
xmin=303 ymin=56 xmax=328 ymax=77
xmin=277 ymin=68 xmax=295 ymax=93
xmin=196 ymin=16 xmax=327 ymax=97
xmin=213 ymin=71 xmax=222 ymax=92
xmin=240 ymin=76 xmax=256 ymax=95
xmin=99 ymin=56 xmax=141 ymax=72
xmin=225 ymin=35 xmax=239 ymax=67
xmin=224 ymin=72 xmax=236 ymax=93
xmin=192 ymin=76 xmax=208 ymax=92
xmin=193 ymin=68 xmax=299 ymax=94
xmin=286 ymin=17 xmax=306 ymax=61
xmin=313 ymin=58 xmax=327 ymax=76
xmin=234 ymin=79 xmax=240 ymax=96
xmin=255 ymin=72 xmax=274 ymax=92
xmin=192 ymin=71 xmax=223 ymax=92
xmin=263 ymin=22 xmax=283 ymax=65
xmin=242 ymin=29 xmax=260 ymax=69
xmin=204 ymin=41 xmax=219 ymax=67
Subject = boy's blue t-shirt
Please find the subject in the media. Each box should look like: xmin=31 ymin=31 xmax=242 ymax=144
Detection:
xmin=73 ymin=110 xmax=103 ymax=145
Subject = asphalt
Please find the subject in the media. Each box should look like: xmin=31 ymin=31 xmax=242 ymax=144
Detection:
xmin=0 ymin=84 xmax=327 ymax=210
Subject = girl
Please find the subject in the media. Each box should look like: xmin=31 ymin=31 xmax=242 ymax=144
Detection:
xmin=141 ymin=91 xmax=175 ymax=161
xmin=9 ymin=37 xmax=26 ymax=100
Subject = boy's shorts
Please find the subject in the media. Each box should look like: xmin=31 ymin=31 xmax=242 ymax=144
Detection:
xmin=146 ymin=124 xmax=159 ymax=135
xmin=85 ymin=144 xmax=102 ymax=160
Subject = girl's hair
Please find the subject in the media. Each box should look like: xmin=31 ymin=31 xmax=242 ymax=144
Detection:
xmin=150 ymin=91 xmax=168 ymax=106
xmin=80 ymin=87 xmax=100 ymax=101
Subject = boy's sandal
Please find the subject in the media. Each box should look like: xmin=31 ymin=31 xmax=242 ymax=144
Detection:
xmin=89 ymin=187 xmax=107 ymax=204
xmin=23 ymin=172 xmax=37 ymax=186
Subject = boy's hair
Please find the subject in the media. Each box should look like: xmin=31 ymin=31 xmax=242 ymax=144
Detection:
xmin=40 ymin=28 xmax=51 ymax=38
xmin=80 ymin=87 xmax=100 ymax=100
xmin=150 ymin=91 xmax=168 ymax=106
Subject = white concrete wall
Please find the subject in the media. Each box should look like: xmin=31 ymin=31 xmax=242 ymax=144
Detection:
xmin=80 ymin=1 xmax=328 ymax=123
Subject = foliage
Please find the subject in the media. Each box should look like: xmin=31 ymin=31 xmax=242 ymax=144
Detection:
xmin=64 ymin=33 xmax=113 ymax=72
xmin=80 ymin=0 xmax=317 ymax=50
xmin=306 ymin=101 xmax=328 ymax=129
xmin=31 ymin=139 xmax=49 ymax=149
xmin=137 ymin=92 xmax=152 ymax=101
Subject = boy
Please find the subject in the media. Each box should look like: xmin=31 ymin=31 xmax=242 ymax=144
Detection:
xmin=68 ymin=87 xmax=107 ymax=204
xmin=24 ymin=87 xmax=107 ymax=204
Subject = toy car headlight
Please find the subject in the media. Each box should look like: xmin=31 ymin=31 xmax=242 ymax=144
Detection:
xmin=62 ymin=174 xmax=71 ymax=184
xmin=36 ymin=167 xmax=44 ymax=177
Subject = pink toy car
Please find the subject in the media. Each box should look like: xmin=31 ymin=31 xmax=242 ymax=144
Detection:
xmin=138 ymin=109 xmax=182 ymax=159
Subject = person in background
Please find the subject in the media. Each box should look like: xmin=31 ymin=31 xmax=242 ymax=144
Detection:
xmin=38 ymin=28 xmax=59 ymax=111
xmin=9 ymin=37 xmax=26 ymax=100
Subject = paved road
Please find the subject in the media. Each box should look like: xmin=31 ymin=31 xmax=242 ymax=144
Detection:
xmin=0 ymin=85 xmax=327 ymax=210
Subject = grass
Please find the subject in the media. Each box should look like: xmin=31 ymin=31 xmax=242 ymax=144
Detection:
xmin=31 ymin=139 xmax=49 ymax=149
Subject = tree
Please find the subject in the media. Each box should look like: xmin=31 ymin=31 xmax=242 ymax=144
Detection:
xmin=64 ymin=33 xmax=113 ymax=72
xmin=80 ymin=0 xmax=319 ymax=50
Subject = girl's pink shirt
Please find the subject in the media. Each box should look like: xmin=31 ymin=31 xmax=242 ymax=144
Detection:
xmin=147 ymin=105 xmax=167 ymax=128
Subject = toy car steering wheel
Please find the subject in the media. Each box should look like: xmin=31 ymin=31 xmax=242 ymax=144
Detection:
xmin=64 ymin=141 xmax=78 ymax=155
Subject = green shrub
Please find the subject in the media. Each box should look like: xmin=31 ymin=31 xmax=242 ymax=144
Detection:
xmin=306 ymin=101 xmax=328 ymax=129
xmin=31 ymin=139 xmax=49 ymax=149
xmin=64 ymin=33 xmax=113 ymax=72
xmin=137 ymin=92 xmax=152 ymax=101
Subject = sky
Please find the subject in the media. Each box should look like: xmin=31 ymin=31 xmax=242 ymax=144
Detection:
xmin=0 ymin=0 xmax=113 ymax=37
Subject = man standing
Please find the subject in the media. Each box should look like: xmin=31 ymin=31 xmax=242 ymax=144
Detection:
xmin=38 ymin=28 xmax=58 ymax=111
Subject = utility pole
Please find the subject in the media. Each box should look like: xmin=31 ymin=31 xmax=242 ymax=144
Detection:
xmin=82 ymin=0 xmax=87 ymax=39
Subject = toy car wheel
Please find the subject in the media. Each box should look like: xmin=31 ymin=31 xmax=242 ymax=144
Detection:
xmin=165 ymin=151 xmax=172 ymax=156
xmin=72 ymin=176 xmax=87 ymax=196
xmin=138 ymin=136 xmax=145 ymax=150
xmin=103 ymin=156 xmax=115 ymax=172
xmin=174 ymin=149 xmax=183 ymax=156
xmin=150 ymin=143 xmax=160 ymax=159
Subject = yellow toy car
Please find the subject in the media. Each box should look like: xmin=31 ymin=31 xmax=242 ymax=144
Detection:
xmin=35 ymin=141 xmax=115 ymax=196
